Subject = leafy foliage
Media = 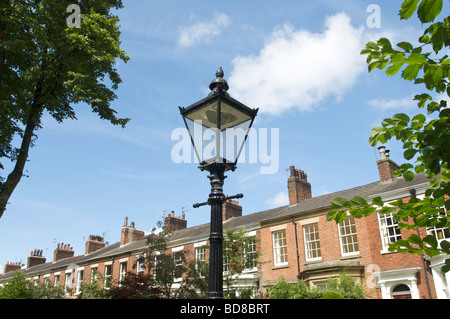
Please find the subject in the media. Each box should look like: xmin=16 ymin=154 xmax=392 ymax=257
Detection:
xmin=222 ymin=227 xmax=261 ymax=297
xmin=140 ymin=222 xmax=262 ymax=299
xmin=77 ymin=271 xmax=109 ymax=299
xmin=142 ymin=221 xmax=194 ymax=298
xmin=266 ymin=273 xmax=367 ymax=299
xmin=0 ymin=271 xmax=64 ymax=299
xmin=0 ymin=0 xmax=130 ymax=217
xmin=107 ymin=272 xmax=163 ymax=299
xmin=321 ymin=291 xmax=344 ymax=299
xmin=0 ymin=271 xmax=33 ymax=299
xmin=328 ymin=0 xmax=450 ymax=272
xmin=266 ymin=277 xmax=321 ymax=299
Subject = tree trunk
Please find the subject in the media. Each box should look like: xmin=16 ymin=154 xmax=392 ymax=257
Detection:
xmin=0 ymin=83 xmax=44 ymax=218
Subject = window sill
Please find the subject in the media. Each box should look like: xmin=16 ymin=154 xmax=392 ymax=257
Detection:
xmin=272 ymin=264 xmax=289 ymax=270
xmin=380 ymin=249 xmax=396 ymax=255
xmin=305 ymin=259 xmax=323 ymax=265
xmin=340 ymin=254 xmax=361 ymax=260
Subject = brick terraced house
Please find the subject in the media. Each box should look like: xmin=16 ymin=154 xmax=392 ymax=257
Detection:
xmin=1 ymin=146 xmax=449 ymax=299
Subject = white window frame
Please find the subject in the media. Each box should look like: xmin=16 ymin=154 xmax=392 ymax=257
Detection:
xmin=244 ymin=235 xmax=257 ymax=271
xmin=377 ymin=209 xmax=402 ymax=253
xmin=136 ymin=254 xmax=146 ymax=273
xmin=64 ymin=272 xmax=72 ymax=294
xmin=303 ymin=223 xmax=322 ymax=262
xmin=338 ymin=215 xmax=360 ymax=256
xmin=104 ymin=264 xmax=112 ymax=289
xmin=427 ymin=208 xmax=449 ymax=245
xmin=90 ymin=267 xmax=98 ymax=282
xmin=54 ymin=274 xmax=60 ymax=287
xmin=172 ymin=246 xmax=184 ymax=282
xmin=194 ymin=246 xmax=206 ymax=277
xmin=119 ymin=261 xmax=127 ymax=286
xmin=153 ymin=251 xmax=162 ymax=279
xmin=195 ymin=246 xmax=205 ymax=264
xmin=272 ymin=229 xmax=288 ymax=267
xmin=76 ymin=269 xmax=84 ymax=294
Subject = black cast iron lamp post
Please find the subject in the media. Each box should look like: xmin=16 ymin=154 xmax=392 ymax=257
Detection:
xmin=179 ymin=67 xmax=258 ymax=299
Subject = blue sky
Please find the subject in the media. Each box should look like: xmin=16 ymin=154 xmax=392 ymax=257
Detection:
xmin=0 ymin=0 xmax=442 ymax=271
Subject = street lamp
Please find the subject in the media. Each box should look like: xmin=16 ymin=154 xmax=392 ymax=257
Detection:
xmin=179 ymin=67 xmax=258 ymax=298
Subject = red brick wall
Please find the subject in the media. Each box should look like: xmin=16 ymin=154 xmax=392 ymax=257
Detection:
xmin=258 ymin=207 xmax=437 ymax=299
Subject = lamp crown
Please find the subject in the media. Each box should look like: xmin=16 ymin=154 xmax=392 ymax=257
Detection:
xmin=209 ymin=66 xmax=229 ymax=93
xmin=215 ymin=66 xmax=224 ymax=78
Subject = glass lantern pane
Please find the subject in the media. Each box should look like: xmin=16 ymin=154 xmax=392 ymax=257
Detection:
xmin=184 ymin=117 xmax=253 ymax=165
xmin=184 ymin=117 xmax=220 ymax=164
xmin=220 ymin=101 xmax=252 ymax=130
xmin=185 ymin=100 xmax=219 ymax=129
xmin=184 ymin=99 xmax=252 ymax=131
xmin=221 ymin=118 xmax=252 ymax=163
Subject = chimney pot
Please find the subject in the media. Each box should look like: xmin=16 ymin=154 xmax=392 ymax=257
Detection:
xmin=164 ymin=211 xmax=188 ymax=231
xmin=378 ymin=146 xmax=387 ymax=159
xmin=288 ymin=165 xmax=312 ymax=205
xmin=222 ymin=199 xmax=243 ymax=221
xmin=377 ymin=146 xmax=400 ymax=181
xmin=120 ymin=219 xmax=145 ymax=246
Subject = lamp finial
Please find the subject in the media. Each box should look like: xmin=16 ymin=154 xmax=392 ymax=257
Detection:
xmin=209 ymin=66 xmax=229 ymax=92
xmin=216 ymin=66 xmax=224 ymax=78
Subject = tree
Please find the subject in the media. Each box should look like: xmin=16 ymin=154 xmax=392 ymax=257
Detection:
xmin=222 ymin=227 xmax=261 ymax=298
xmin=77 ymin=271 xmax=108 ymax=299
xmin=185 ymin=227 xmax=263 ymax=299
xmin=0 ymin=271 xmax=65 ymax=299
xmin=143 ymin=222 xmax=194 ymax=298
xmin=266 ymin=277 xmax=321 ymax=299
xmin=107 ymin=272 xmax=163 ymax=299
xmin=29 ymin=279 xmax=65 ymax=299
xmin=327 ymin=0 xmax=450 ymax=272
xmin=0 ymin=271 xmax=32 ymax=299
xmin=266 ymin=273 xmax=368 ymax=299
xmin=325 ymin=272 xmax=367 ymax=299
xmin=0 ymin=0 xmax=130 ymax=218
xmin=142 ymin=221 xmax=262 ymax=299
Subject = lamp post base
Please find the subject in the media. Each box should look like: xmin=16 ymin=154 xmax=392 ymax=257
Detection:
xmin=192 ymin=162 xmax=243 ymax=299
xmin=205 ymin=163 xmax=227 ymax=299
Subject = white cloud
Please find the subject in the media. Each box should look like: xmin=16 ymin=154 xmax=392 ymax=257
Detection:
xmin=367 ymin=95 xmax=417 ymax=111
xmin=264 ymin=191 xmax=289 ymax=208
xmin=178 ymin=13 xmax=231 ymax=48
xmin=228 ymin=13 xmax=366 ymax=115
xmin=368 ymin=93 xmax=450 ymax=112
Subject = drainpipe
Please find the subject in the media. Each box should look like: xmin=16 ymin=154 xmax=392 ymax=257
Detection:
xmin=291 ymin=216 xmax=301 ymax=280
xmin=410 ymin=189 xmax=432 ymax=299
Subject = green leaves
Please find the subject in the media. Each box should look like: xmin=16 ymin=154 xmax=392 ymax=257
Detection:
xmin=0 ymin=0 xmax=131 ymax=215
xmin=331 ymin=0 xmax=450 ymax=274
xmin=417 ymin=0 xmax=443 ymax=23
xmin=326 ymin=196 xmax=380 ymax=223
xmin=389 ymin=233 xmax=442 ymax=257
xmin=399 ymin=0 xmax=419 ymax=20
xmin=399 ymin=0 xmax=443 ymax=23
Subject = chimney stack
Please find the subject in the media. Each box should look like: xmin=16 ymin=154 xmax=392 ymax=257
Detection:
xmin=85 ymin=235 xmax=106 ymax=254
xmin=287 ymin=165 xmax=312 ymax=205
xmin=377 ymin=146 xmax=400 ymax=182
xmin=222 ymin=199 xmax=242 ymax=221
xmin=3 ymin=262 xmax=22 ymax=274
xmin=120 ymin=217 xmax=145 ymax=246
xmin=53 ymin=243 xmax=75 ymax=262
xmin=164 ymin=211 xmax=187 ymax=232
xmin=27 ymin=249 xmax=46 ymax=268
